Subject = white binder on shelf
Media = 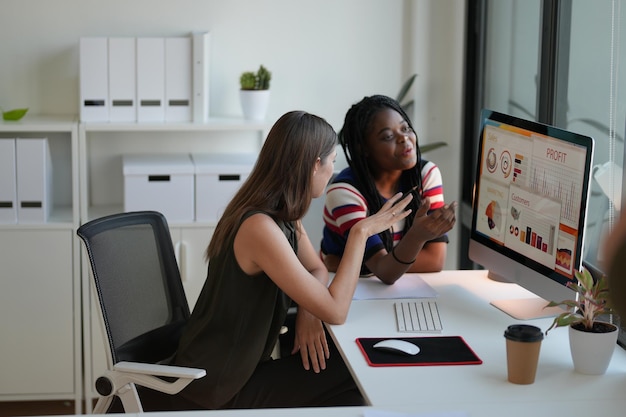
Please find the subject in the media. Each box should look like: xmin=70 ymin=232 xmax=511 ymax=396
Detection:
xmin=108 ymin=37 xmax=137 ymax=122
xmin=16 ymin=138 xmax=52 ymax=223
xmin=79 ymin=37 xmax=109 ymax=122
xmin=137 ymin=37 xmax=165 ymax=122
xmin=192 ymin=31 xmax=210 ymax=123
xmin=0 ymin=138 xmax=17 ymax=223
xmin=165 ymin=37 xmax=192 ymax=122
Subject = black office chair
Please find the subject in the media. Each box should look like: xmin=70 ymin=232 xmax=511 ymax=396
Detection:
xmin=77 ymin=211 xmax=205 ymax=413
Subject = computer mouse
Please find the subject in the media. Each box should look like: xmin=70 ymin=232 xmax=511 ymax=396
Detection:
xmin=372 ymin=339 xmax=420 ymax=355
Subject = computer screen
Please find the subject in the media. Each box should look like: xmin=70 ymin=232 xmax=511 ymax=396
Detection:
xmin=468 ymin=109 xmax=594 ymax=319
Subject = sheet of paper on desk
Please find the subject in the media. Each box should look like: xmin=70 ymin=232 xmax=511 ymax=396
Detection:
xmin=352 ymin=274 xmax=438 ymax=300
xmin=364 ymin=409 xmax=468 ymax=417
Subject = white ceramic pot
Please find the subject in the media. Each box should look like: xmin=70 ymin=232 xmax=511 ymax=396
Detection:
xmin=239 ymin=90 xmax=270 ymax=121
xmin=568 ymin=322 xmax=618 ymax=375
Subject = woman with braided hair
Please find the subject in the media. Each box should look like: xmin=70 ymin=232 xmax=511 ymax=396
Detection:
xmin=321 ymin=95 xmax=457 ymax=284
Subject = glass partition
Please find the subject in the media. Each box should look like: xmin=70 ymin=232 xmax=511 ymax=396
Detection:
xmin=462 ymin=0 xmax=626 ymax=274
xmin=566 ymin=0 xmax=626 ymax=269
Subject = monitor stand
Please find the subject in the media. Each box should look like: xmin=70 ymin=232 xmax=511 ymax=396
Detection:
xmin=490 ymin=298 xmax=566 ymax=320
xmin=487 ymin=270 xmax=567 ymax=320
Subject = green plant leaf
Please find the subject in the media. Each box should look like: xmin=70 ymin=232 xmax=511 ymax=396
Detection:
xmin=576 ymin=268 xmax=594 ymax=290
xmin=546 ymin=299 xmax=578 ymax=309
xmin=2 ymin=108 xmax=28 ymax=121
xmin=396 ymin=74 xmax=417 ymax=104
xmin=545 ymin=266 xmax=615 ymax=335
xmin=401 ymin=99 xmax=414 ymax=117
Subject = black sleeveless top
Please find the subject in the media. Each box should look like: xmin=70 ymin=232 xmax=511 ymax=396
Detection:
xmin=174 ymin=211 xmax=294 ymax=408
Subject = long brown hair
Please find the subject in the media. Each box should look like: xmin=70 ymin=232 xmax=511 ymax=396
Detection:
xmin=207 ymin=110 xmax=337 ymax=259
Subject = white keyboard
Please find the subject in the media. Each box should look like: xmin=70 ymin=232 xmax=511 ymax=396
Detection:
xmin=394 ymin=300 xmax=443 ymax=333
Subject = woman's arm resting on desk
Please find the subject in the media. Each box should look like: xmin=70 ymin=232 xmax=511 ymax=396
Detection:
xmin=406 ymin=241 xmax=447 ymax=273
xmin=292 ymin=221 xmax=330 ymax=373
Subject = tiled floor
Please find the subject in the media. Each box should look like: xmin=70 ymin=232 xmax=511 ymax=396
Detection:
xmin=0 ymin=401 xmax=75 ymax=417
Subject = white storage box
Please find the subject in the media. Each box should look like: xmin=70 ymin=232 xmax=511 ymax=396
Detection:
xmin=192 ymin=153 xmax=257 ymax=222
xmin=123 ymin=154 xmax=194 ymax=222
xmin=16 ymin=138 xmax=53 ymax=223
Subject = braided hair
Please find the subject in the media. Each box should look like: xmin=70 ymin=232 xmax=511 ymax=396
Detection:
xmin=338 ymin=94 xmax=423 ymax=252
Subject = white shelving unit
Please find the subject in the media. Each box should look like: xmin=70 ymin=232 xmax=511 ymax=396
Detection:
xmin=0 ymin=115 xmax=82 ymax=413
xmin=78 ymin=117 xmax=269 ymax=412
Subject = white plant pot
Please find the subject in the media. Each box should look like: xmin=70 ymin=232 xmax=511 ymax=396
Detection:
xmin=568 ymin=322 xmax=618 ymax=375
xmin=239 ymin=90 xmax=270 ymax=121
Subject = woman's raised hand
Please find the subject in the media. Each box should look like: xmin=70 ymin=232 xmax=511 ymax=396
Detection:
xmin=411 ymin=199 xmax=457 ymax=241
xmin=353 ymin=192 xmax=413 ymax=238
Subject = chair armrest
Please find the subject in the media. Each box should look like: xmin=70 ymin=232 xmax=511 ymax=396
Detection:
xmin=114 ymin=361 xmax=206 ymax=379
xmin=93 ymin=362 xmax=206 ymax=413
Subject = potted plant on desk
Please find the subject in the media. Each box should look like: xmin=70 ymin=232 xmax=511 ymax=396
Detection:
xmin=544 ymin=267 xmax=618 ymax=374
xmin=239 ymin=65 xmax=271 ymax=121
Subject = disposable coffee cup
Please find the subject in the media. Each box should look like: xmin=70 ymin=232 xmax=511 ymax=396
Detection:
xmin=504 ymin=324 xmax=544 ymax=384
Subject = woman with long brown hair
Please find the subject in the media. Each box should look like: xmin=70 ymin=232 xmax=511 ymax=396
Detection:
xmin=173 ymin=110 xmax=412 ymax=409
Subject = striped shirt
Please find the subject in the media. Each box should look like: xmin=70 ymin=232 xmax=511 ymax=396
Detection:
xmin=321 ymin=160 xmax=448 ymax=274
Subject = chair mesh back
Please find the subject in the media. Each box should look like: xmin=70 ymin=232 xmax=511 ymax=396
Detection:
xmin=78 ymin=211 xmax=190 ymax=365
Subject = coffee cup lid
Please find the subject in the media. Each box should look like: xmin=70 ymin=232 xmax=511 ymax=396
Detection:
xmin=504 ymin=324 xmax=544 ymax=342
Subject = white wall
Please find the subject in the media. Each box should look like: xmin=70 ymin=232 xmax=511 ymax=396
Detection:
xmin=408 ymin=1 xmax=465 ymax=269
xmin=0 ymin=0 xmax=465 ymax=269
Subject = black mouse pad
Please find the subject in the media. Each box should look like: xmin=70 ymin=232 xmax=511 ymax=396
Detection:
xmin=356 ymin=336 xmax=482 ymax=367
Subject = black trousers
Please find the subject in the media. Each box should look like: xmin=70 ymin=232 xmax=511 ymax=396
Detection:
xmin=136 ymin=318 xmax=363 ymax=411
xmin=223 ymin=337 xmax=365 ymax=409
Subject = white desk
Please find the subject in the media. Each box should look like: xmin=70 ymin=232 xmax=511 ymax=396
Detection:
xmin=38 ymin=270 xmax=626 ymax=417
xmin=326 ymin=270 xmax=626 ymax=416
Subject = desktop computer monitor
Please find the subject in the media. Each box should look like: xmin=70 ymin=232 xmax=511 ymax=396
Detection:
xmin=468 ymin=109 xmax=595 ymax=320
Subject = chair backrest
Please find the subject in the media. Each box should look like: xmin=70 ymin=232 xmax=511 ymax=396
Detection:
xmin=78 ymin=211 xmax=190 ymax=366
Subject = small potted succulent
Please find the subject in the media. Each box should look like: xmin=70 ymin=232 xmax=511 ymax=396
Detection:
xmin=239 ymin=65 xmax=271 ymax=121
xmin=544 ymin=267 xmax=618 ymax=374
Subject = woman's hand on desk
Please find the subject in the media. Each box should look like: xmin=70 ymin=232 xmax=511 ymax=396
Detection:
xmin=293 ymin=308 xmax=330 ymax=373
